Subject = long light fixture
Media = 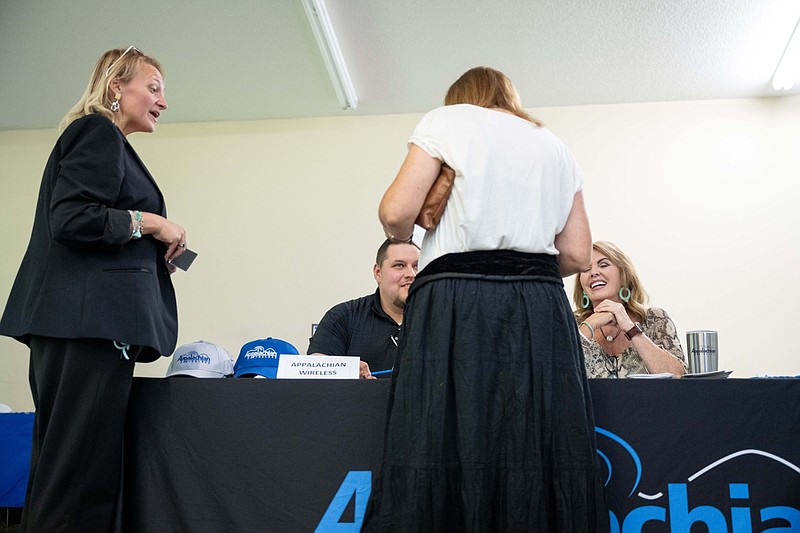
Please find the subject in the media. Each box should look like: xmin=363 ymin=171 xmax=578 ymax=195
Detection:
xmin=772 ymin=16 xmax=800 ymax=90
xmin=301 ymin=0 xmax=359 ymax=110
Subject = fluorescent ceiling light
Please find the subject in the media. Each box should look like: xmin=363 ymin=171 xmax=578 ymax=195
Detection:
xmin=772 ymin=17 xmax=800 ymax=91
xmin=302 ymin=0 xmax=359 ymax=110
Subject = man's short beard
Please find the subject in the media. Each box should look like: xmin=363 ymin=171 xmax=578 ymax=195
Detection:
xmin=393 ymin=297 xmax=406 ymax=309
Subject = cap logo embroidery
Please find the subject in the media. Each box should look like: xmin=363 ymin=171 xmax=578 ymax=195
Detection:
xmin=177 ymin=351 xmax=211 ymax=365
xmin=245 ymin=346 xmax=279 ymax=360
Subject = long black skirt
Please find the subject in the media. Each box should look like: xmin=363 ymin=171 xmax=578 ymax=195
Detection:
xmin=364 ymin=251 xmax=609 ymax=532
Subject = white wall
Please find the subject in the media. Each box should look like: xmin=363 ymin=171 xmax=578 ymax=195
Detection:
xmin=1 ymin=96 xmax=798 ymax=411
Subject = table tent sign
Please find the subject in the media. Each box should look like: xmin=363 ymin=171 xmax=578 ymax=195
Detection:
xmin=276 ymin=355 xmax=360 ymax=379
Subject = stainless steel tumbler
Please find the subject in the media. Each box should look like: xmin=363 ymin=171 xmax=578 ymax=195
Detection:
xmin=686 ymin=330 xmax=718 ymax=373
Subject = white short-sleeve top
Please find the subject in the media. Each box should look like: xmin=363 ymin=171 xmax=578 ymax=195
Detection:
xmin=409 ymin=104 xmax=584 ymax=270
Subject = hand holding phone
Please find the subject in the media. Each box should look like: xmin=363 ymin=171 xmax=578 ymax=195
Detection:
xmin=168 ymin=248 xmax=198 ymax=271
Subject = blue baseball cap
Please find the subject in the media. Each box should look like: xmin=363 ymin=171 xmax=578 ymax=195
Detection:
xmin=234 ymin=337 xmax=300 ymax=378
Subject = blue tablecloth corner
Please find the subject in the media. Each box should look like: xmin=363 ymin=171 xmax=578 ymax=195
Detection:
xmin=0 ymin=412 xmax=34 ymax=508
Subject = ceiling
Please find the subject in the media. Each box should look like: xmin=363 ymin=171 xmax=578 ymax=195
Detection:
xmin=1 ymin=0 xmax=799 ymax=132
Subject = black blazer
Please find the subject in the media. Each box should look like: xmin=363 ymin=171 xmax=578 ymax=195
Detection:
xmin=0 ymin=114 xmax=177 ymax=361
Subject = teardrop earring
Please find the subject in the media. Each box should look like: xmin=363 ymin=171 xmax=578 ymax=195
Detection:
xmin=581 ymin=291 xmax=591 ymax=309
xmin=110 ymin=93 xmax=121 ymax=112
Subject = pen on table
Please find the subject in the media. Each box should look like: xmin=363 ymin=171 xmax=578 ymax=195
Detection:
xmin=371 ymin=369 xmax=393 ymax=376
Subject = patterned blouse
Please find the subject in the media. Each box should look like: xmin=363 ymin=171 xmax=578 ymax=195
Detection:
xmin=579 ymin=307 xmax=687 ymax=378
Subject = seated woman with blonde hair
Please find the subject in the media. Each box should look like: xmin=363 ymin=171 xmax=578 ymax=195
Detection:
xmin=574 ymin=241 xmax=687 ymax=378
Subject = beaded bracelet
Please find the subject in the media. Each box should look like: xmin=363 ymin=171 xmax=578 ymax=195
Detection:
xmin=128 ymin=210 xmax=143 ymax=240
xmin=579 ymin=321 xmax=595 ymax=340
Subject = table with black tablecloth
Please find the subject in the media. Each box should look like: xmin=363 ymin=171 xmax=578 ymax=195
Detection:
xmin=122 ymin=378 xmax=800 ymax=532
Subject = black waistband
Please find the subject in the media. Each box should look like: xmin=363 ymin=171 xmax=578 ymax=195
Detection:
xmin=417 ymin=250 xmax=561 ymax=280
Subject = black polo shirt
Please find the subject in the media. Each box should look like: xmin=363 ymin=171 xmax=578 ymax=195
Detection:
xmin=307 ymin=289 xmax=400 ymax=377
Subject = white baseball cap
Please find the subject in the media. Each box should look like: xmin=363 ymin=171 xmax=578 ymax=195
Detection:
xmin=167 ymin=340 xmax=234 ymax=378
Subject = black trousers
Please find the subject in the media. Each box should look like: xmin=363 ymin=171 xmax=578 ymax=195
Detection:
xmin=22 ymin=336 xmax=139 ymax=533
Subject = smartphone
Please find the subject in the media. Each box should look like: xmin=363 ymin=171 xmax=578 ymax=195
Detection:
xmin=169 ymin=248 xmax=198 ymax=271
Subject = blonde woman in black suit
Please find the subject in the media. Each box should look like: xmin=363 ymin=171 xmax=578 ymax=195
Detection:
xmin=0 ymin=46 xmax=186 ymax=532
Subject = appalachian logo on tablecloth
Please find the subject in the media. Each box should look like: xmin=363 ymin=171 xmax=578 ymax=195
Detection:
xmin=595 ymin=427 xmax=800 ymax=531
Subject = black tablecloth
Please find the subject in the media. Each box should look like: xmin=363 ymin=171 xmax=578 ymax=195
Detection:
xmin=123 ymin=378 xmax=800 ymax=532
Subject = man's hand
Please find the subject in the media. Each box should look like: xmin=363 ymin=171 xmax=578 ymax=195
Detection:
xmin=360 ymin=361 xmax=376 ymax=380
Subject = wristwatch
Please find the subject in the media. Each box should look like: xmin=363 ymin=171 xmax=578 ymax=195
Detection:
xmin=624 ymin=322 xmax=644 ymax=340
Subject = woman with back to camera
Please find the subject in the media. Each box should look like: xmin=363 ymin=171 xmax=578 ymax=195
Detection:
xmin=574 ymin=241 xmax=687 ymax=378
xmin=0 ymin=46 xmax=186 ymax=532
xmin=364 ymin=67 xmax=609 ymax=532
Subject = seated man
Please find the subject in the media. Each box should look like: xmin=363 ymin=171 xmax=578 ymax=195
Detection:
xmin=308 ymin=239 xmax=419 ymax=379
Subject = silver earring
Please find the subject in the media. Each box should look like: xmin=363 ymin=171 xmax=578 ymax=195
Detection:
xmin=110 ymin=94 xmax=121 ymax=112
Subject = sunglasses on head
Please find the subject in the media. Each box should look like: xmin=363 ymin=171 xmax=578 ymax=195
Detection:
xmin=105 ymin=45 xmax=143 ymax=77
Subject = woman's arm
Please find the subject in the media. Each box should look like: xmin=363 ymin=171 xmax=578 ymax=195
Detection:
xmin=379 ymin=144 xmax=441 ymax=242
xmin=554 ymin=191 xmax=591 ymax=277
xmin=627 ymin=330 xmax=687 ymax=376
xmin=50 ymin=116 xmax=131 ymax=247
xmin=643 ymin=308 xmax=688 ymax=375
xmin=595 ymin=300 xmax=687 ymax=376
xmin=50 ymin=115 xmax=186 ymax=260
